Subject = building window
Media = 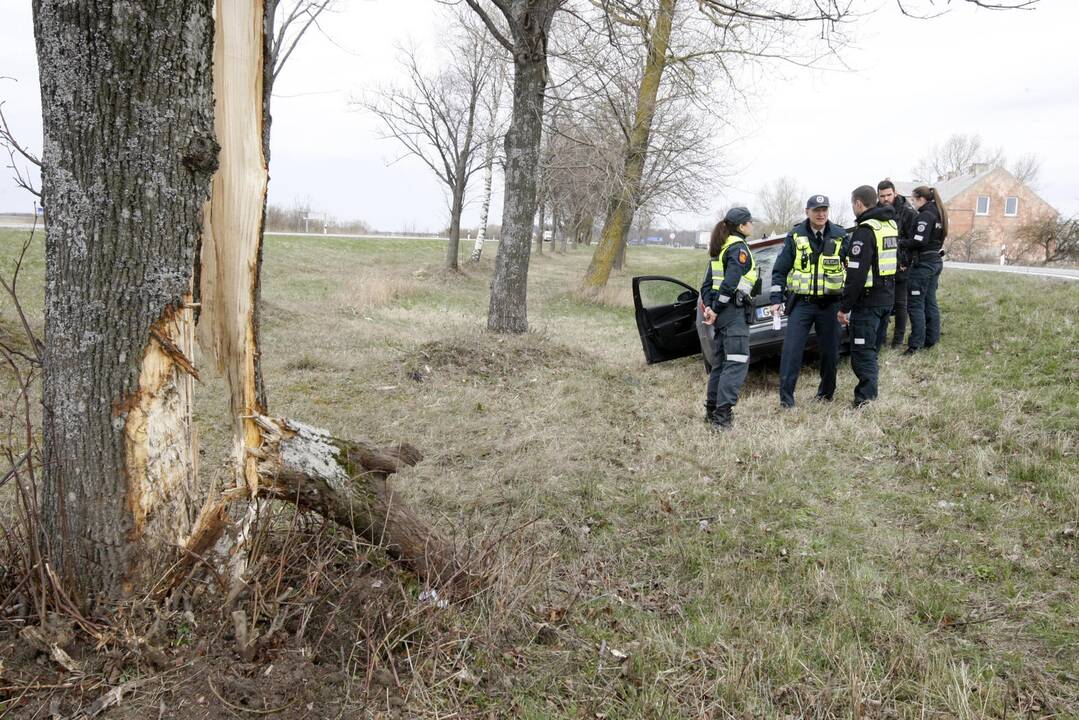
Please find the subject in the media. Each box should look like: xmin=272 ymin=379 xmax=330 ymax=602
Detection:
xmin=1005 ymin=196 xmax=1019 ymax=216
xmin=976 ymin=195 xmax=990 ymax=215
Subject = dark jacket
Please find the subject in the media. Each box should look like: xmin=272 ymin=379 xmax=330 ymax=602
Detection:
xmin=701 ymin=233 xmax=754 ymax=312
xmin=902 ymin=200 xmax=946 ymax=257
xmin=891 ymin=194 xmax=919 ymax=273
xmin=840 ymin=204 xmax=896 ymax=313
xmin=769 ymin=219 xmax=848 ymax=304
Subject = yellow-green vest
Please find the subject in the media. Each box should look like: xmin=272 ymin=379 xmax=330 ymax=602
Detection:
xmin=859 ymin=218 xmax=899 ymax=287
xmin=711 ymin=235 xmax=758 ymax=299
xmin=787 ymin=231 xmax=845 ymax=296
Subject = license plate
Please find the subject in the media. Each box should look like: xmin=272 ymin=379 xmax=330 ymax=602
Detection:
xmin=756 ymin=306 xmax=772 ymax=321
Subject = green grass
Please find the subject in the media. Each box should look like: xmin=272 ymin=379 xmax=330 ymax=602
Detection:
xmin=1 ymin=228 xmax=1077 ymax=718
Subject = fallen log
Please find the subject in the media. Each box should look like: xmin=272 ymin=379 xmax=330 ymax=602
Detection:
xmin=159 ymin=416 xmax=464 ymax=600
xmin=251 ymin=415 xmax=463 ymax=586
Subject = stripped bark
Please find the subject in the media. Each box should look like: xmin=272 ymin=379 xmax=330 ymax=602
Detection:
xmin=197 ymin=0 xmax=271 ymax=497
xmin=253 ymin=417 xmax=461 ymax=585
xmin=162 ymin=416 xmax=462 ymax=596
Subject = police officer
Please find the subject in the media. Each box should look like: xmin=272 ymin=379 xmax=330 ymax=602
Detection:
xmin=701 ymin=206 xmax=758 ymax=430
xmin=903 ymin=185 xmax=948 ymax=355
xmin=769 ymin=194 xmax=848 ymax=408
xmin=876 ymin=180 xmax=918 ymax=349
xmin=837 ymin=185 xmax=897 ymax=407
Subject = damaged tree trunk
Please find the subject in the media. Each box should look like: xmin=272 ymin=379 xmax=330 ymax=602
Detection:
xmin=34 ymin=0 xmax=216 ymax=603
xmin=34 ymin=0 xmax=462 ymax=608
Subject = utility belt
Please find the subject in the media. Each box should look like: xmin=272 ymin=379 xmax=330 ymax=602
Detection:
xmin=912 ymin=248 xmax=944 ymax=266
xmin=784 ymin=293 xmax=836 ymax=315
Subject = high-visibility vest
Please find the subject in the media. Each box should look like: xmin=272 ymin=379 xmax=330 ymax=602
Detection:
xmin=787 ymin=231 xmax=845 ymax=296
xmin=710 ymin=235 xmax=758 ymax=300
xmin=859 ymin=218 xmax=898 ymax=287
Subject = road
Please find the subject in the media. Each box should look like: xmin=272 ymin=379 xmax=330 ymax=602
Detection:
xmin=946 ymin=260 xmax=1079 ymax=281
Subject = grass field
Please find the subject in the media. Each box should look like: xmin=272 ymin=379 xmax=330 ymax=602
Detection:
xmin=2 ymin=228 xmax=1077 ymax=718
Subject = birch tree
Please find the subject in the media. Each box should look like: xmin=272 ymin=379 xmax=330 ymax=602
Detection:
xmin=470 ymin=63 xmax=508 ymax=262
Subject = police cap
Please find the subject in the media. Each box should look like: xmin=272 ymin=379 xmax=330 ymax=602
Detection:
xmin=724 ymin=206 xmax=754 ymax=224
xmin=806 ymin=194 xmax=829 ymax=210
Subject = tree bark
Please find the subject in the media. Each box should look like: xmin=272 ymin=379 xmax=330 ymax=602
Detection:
xmin=581 ymin=0 xmax=676 ymax=293
xmin=534 ymin=197 xmax=545 ymax=255
xmin=34 ymin=0 xmax=216 ymax=603
xmin=487 ymin=56 xmax=547 ymax=334
xmin=447 ymin=176 xmax=466 ymax=271
xmin=470 ymin=67 xmax=504 ymax=263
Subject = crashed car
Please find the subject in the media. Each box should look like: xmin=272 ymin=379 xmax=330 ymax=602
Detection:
xmin=632 ymin=235 xmax=846 ymax=370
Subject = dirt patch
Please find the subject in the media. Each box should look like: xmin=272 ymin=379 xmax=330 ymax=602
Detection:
xmin=407 ymin=332 xmax=593 ymax=382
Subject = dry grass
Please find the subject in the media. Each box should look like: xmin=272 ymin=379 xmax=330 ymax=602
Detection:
xmin=1 ymin=229 xmax=1077 ymax=718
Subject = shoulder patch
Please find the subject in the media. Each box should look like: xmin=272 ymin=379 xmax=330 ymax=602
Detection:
xmin=851 ymin=243 xmax=862 ymax=256
xmin=917 ymin=221 xmax=927 ymax=232
xmin=738 ymin=249 xmax=748 ymax=264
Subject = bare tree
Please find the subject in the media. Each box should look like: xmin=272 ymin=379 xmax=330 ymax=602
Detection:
xmin=0 ymin=95 xmax=41 ymax=198
xmin=1010 ymin=152 xmax=1042 ymax=186
xmin=580 ymin=0 xmax=678 ymax=292
xmin=1017 ymin=215 xmax=1078 ymax=265
xmin=756 ymin=176 xmax=805 ymax=236
xmin=953 ymin=229 xmax=987 ymax=262
xmin=460 ymin=0 xmax=566 ymax=333
xmin=360 ymin=24 xmax=498 ymax=270
xmin=911 ymin=133 xmax=1004 ymax=182
xmin=912 ymin=132 xmax=1044 ymax=190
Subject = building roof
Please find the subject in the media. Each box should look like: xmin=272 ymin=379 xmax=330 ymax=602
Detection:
xmin=893 ymin=165 xmax=998 ymax=202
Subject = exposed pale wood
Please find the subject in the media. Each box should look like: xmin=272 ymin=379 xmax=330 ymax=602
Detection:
xmin=253 ymin=417 xmax=464 ymax=586
xmin=197 ymin=0 xmax=270 ymax=496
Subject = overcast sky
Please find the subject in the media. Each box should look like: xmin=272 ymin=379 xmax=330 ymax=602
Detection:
xmin=2 ymin=0 xmax=1077 ymax=232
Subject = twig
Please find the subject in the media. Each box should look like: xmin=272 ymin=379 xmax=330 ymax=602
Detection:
xmin=206 ymin=676 xmax=295 ymax=715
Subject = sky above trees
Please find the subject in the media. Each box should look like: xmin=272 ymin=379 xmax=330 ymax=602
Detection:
xmin=1 ymin=0 xmax=1077 ymax=231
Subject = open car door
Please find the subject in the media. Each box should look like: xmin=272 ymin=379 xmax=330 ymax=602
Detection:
xmin=632 ymin=275 xmax=702 ymax=364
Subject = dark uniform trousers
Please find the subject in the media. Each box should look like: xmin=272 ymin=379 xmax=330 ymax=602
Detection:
xmin=850 ymin=306 xmax=890 ymax=404
xmin=778 ymin=298 xmax=840 ymax=406
xmin=875 ymin=274 xmax=908 ymax=350
xmin=907 ymin=255 xmax=943 ymax=349
xmin=706 ymin=304 xmax=750 ymax=408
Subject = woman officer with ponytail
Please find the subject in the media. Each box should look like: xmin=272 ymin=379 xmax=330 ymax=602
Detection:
xmin=700 ymin=207 xmax=758 ymax=430
xmin=903 ymin=186 xmax=948 ymax=355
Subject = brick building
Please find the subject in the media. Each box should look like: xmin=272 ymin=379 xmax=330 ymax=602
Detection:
xmin=896 ymin=164 xmax=1057 ymax=263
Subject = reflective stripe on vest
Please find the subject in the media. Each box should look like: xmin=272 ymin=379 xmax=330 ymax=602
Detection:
xmin=859 ymin=218 xmax=898 ymax=287
xmin=711 ymin=236 xmax=758 ymax=297
xmin=787 ymin=232 xmax=845 ymax=296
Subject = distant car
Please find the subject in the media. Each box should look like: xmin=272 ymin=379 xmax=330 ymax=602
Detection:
xmin=632 ymin=235 xmax=846 ymax=370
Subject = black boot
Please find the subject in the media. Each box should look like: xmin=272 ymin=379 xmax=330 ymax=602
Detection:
xmin=704 ymin=403 xmax=716 ymax=423
xmin=710 ymin=404 xmax=733 ymax=431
